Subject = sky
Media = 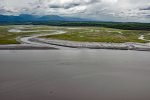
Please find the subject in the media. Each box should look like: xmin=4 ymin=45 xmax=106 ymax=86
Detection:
xmin=0 ymin=0 xmax=150 ymax=22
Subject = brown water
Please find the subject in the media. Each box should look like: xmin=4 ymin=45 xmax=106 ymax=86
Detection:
xmin=0 ymin=50 xmax=150 ymax=100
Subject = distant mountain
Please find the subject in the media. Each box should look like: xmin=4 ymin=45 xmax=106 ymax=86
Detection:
xmin=0 ymin=14 xmax=91 ymax=23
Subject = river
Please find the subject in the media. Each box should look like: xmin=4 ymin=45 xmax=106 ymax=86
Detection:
xmin=0 ymin=50 xmax=150 ymax=100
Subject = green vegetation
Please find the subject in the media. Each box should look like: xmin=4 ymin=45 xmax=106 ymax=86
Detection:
xmin=32 ymin=22 xmax=150 ymax=31
xmin=0 ymin=25 xmax=150 ymax=44
xmin=1 ymin=22 xmax=150 ymax=31
xmin=145 ymin=34 xmax=150 ymax=40
xmin=0 ymin=25 xmax=53 ymax=44
xmin=42 ymin=27 xmax=150 ymax=43
xmin=0 ymin=26 xmax=19 ymax=44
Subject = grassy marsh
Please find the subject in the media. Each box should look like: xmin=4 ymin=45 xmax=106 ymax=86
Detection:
xmin=0 ymin=25 xmax=150 ymax=44
xmin=43 ymin=27 xmax=150 ymax=43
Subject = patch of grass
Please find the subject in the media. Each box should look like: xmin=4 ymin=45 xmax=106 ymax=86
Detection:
xmin=144 ymin=34 xmax=150 ymax=40
xmin=43 ymin=27 xmax=149 ymax=43
xmin=0 ymin=25 xmax=55 ymax=44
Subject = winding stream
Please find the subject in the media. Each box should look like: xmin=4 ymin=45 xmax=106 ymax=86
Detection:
xmin=9 ymin=28 xmax=75 ymax=49
xmin=7 ymin=27 xmax=150 ymax=51
xmin=19 ymin=31 xmax=71 ymax=49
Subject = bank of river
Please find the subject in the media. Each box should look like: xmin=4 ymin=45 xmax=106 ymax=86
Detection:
xmin=0 ymin=28 xmax=150 ymax=51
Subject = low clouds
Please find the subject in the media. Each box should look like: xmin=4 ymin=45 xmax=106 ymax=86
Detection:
xmin=0 ymin=0 xmax=150 ymax=22
xmin=140 ymin=6 xmax=150 ymax=10
xmin=48 ymin=0 xmax=98 ymax=9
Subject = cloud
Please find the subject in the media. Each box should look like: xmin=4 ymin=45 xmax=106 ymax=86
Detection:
xmin=140 ymin=6 xmax=150 ymax=10
xmin=0 ymin=0 xmax=150 ymax=22
xmin=48 ymin=0 xmax=99 ymax=9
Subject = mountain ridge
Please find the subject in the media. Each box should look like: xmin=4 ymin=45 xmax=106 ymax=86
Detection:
xmin=0 ymin=14 xmax=92 ymax=23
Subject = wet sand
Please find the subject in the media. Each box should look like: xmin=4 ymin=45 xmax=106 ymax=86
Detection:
xmin=0 ymin=50 xmax=150 ymax=100
xmin=33 ymin=38 xmax=150 ymax=51
xmin=0 ymin=44 xmax=57 ymax=50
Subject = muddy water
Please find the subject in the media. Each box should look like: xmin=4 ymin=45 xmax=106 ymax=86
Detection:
xmin=0 ymin=50 xmax=150 ymax=100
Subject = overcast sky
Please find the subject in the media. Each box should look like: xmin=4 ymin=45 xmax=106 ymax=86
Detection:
xmin=0 ymin=0 xmax=150 ymax=22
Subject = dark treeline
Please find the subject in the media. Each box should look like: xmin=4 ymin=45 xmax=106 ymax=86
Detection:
xmin=0 ymin=21 xmax=150 ymax=31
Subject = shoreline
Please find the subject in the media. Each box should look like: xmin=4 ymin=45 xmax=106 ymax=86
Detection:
xmin=0 ymin=38 xmax=150 ymax=51
xmin=0 ymin=44 xmax=57 ymax=50
xmin=30 ymin=38 xmax=150 ymax=51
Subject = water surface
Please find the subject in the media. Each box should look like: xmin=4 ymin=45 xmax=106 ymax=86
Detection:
xmin=0 ymin=50 xmax=150 ymax=100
